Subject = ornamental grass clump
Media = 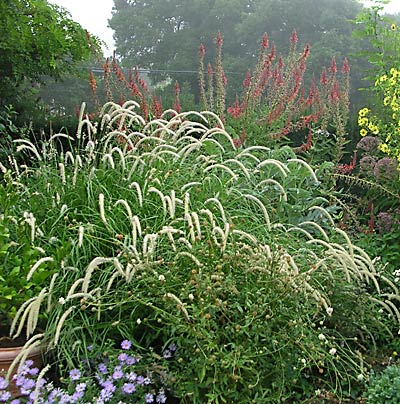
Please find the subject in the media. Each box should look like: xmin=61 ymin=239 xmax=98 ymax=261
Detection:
xmin=3 ymin=100 xmax=400 ymax=402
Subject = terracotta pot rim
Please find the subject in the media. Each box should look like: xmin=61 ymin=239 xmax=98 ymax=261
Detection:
xmin=0 ymin=344 xmax=44 ymax=362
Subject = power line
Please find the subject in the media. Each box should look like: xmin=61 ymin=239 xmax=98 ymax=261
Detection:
xmin=89 ymin=67 xmax=245 ymax=76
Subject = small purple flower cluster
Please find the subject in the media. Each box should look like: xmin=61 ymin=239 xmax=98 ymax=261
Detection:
xmin=376 ymin=209 xmax=400 ymax=234
xmin=356 ymin=135 xmax=381 ymax=153
xmin=0 ymin=340 xmax=175 ymax=404
xmin=373 ymin=157 xmax=398 ymax=181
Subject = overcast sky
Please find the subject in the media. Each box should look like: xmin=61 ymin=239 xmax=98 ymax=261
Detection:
xmin=48 ymin=0 xmax=400 ymax=57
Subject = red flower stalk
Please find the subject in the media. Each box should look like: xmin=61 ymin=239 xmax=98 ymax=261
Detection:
xmin=302 ymin=43 xmax=311 ymax=59
xmin=89 ymin=70 xmax=97 ymax=92
xmin=227 ymin=97 xmax=243 ymax=118
xmin=337 ymin=152 xmax=356 ymax=174
xmin=222 ymin=70 xmax=228 ymax=87
xmin=173 ymin=81 xmax=182 ymax=113
xmin=243 ymin=69 xmax=251 ymax=88
xmin=329 ymin=80 xmax=341 ymax=102
xmin=173 ymin=96 xmax=181 ymax=113
xmin=320 ymin=67 xmax=328 ymax=85
xmin=300 ymin=130 xmax=313 ymax=152
xmin=329 ymin=57 xmax=337 ymax=74
xmin=290 ymin=30 xmax=298 ymax=45
xmin=233 ymin=129 xmax=247 ymax=148
xmin=207 ymin=63 xmax=213 ymax=76
xmin=151 ymin=93 xmax=163 ymax=118
xmin=175 ymin=81 xmax=180 ymax=96
xmin=306 ymin=77 xmax=319 ymax=106
xmin=103 ymin=58 xmax=113 ymax=102
xmin=216 ymin=31 xmax=223 ymax=46
xmin=199 ymin=43 xmax=206 ymax=58
xmin=262 ymin=33 xmax=269 ymax=50
xmin=118 ymin=92 xmax=124 ymax=106
xmin=278 ymin=55 xmax=285 ymax=70
xmin=341 ymin=57 xmax=350 ymax=74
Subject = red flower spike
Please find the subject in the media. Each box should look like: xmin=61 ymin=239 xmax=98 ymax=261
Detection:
xmin=198 ymin=43 xmax=206 ymax=58
xmin=290 ymin=30 xmax=298 ymax=45
xmin=216 ymin=31 xmax=223 ymax=46
xmin=320 ymin=68 xmax=328 ymax=85
xmin=341 ymin=57 xmax=350 ymax=74
xmin=329 ymin=57 xmax=337 ymax=74
xmin=243 ymin=69 xmax=251 ymax=88
xmin=175 ymin=81 xmax=180 ymax=96
xmin=262 ymin=33 xmax=269 ymax=50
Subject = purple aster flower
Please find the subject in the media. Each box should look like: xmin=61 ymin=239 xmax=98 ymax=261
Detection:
xmin=75 ymin=382 xmax=87 ymax=393
xmin=118 ymin=353 xmax=128 ymax=363
xmin=125 ymin=356 xmax=137 ymax=365
xmin=0 ymin=391 xmax=12 ymax=401
xmin=71 ymin=390 xmax=85 ymax=401
xmin=28 ymin=367 xmax=39 ymax=376
xmin=98 ymin=362 xmax=108 ymax=374
xmin=69 ymin=369 xmax=81 ymax=381
xmin=136 ymin=375 xmax=145 ymax=385
xmin=112 ymin=368 xmax=124 ymax=380
xmin=163 ymin=350 xmax=172 ymax=359
xmin=121 ymin=340 xmax=132 ymax=350
xmin=145 ymin=393 xmax=155 ymax=403
xmin=122 ymin=382 xmax=136 ymax=394
xmin=126 ymin=372 xmax=137 ymax=382
xmin=10 ymin=400 xmax=21 ymax=404
xmin=156 ymin=390 xmax=167 ymax=403
xmin=100 ymin=388 xmax=114 ymax=402
xmin=22 ymin=378 xmax=36 ymax=390
xmin=102 ymin=380 xmax=116 ymax=394
xmin=13 ymin=375 xmax=27 ymax=387
xmin=0 ymin=377 xmax=8 ymax=390
xmin=168 ymin=343 xmax=177 ymax=352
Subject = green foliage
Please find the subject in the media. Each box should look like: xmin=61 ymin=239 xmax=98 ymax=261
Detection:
xmin=364 ymin=363 xmax=400 ymax=404
xmin=0 ymin=0 xmax=101 ymax=112
xmin=0 ymin=182 xmax=56 ymax=331
xmin=352 ymin=0 xmax=400 ymax=84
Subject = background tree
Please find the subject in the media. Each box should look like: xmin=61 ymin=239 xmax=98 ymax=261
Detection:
xmin=0 ymin=0 xmax=101 ymax=117
xmin=109 ymin=0 xmax=365 ymax=103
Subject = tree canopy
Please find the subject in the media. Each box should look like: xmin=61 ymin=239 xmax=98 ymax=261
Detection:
xmin=0 ymin=0 xmax=100 ymax=108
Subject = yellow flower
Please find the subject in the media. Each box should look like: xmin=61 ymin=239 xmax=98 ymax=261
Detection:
xmin=380 ymin=74 xmax=388 ymax=82
xmin=358 ymin=117 xmax=369 ymax=126
xmin=384 ymin=96 xmax=390 ymax=105
xmin=379 ymin=143 xmax=391 ymax=154
xmin=391 ymin=23 xmax=397 ymax=31
xmin=360 ymin=128 xmax=368 ymax=136
xmin=390 ymin=68 xmax=398 ymax=76
xmin=358 ymin=108 xmax=369 ymax=117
